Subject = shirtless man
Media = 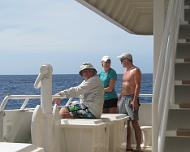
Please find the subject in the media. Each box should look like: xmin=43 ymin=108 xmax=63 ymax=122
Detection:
xmin=118 ymin=53 xmax=142 ymax=152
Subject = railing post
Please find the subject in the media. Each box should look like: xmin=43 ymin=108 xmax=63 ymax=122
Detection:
xmin=34 ymin=64 xmax=53 ymax=114
xmin=40 ymin=65 xmax=53 ymax=114
xmin=0 ymin=96 xmax=9 ymax=112
xmin=20 ymin=98 xmax=30 ymax=110
xmin=33 ymin=64 xmax=54 ymax=152
xmin=0 ymin=111 xmax=4 ymax=141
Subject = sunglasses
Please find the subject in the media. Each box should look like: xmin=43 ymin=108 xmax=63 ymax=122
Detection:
xmin=120 ymin=58 xmax=125 ymax=63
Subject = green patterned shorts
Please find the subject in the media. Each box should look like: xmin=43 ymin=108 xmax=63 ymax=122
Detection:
xmin=66 ymin=102 xmax=96 ymax=119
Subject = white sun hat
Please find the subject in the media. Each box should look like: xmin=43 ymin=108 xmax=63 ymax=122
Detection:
xmin=79 ymin=63 xmax=97 ymax=75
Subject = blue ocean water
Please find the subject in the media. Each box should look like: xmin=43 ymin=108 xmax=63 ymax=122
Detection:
xmin=0 ymin=74 xmax=152 ymax=110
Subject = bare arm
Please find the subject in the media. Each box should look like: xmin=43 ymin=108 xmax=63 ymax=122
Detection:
xmin=104 ymin=79 xmax=116 ymax=92
xmin=132 ymin=68 xmax=141 ymax=109
xmin=53 ymin=80 xmax=89 ymax=105
xmin=118 ymin=74 xmax=125 ymax=100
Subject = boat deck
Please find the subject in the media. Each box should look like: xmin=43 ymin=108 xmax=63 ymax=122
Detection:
xmin=120 ymin=143 xmax=152 ymax=152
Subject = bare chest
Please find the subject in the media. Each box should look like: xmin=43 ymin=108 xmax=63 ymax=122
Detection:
xmin=122 ymin=71 xmax=134 ymax=83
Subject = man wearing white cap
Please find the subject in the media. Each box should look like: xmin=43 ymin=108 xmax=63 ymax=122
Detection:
xmin=54 ymin=63 xmax=104 ymax=119
xmin=117 ymin=53 xmax=142 ymax=152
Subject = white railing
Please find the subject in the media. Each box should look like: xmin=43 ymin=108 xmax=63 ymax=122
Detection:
xmin=139 ymin=93 xmax=152 ymax=98
xmin=153 ymin=0 xmax=183 ymax=151
xmin=0 ymin=93 xmax=152 ymax=112
xmin=0 ymin=95 xmax=62 ymax=112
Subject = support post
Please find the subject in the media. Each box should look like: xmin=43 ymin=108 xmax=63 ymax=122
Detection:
xmin=33 ymin=64 xmax=54 ymax=152
xmin=153 ymin=0 xmax=166 ymax=152
xmin=0 ymin=111 xmax=4 ymax=141
xmin=34 ymin=64 xmax=53 ymax=114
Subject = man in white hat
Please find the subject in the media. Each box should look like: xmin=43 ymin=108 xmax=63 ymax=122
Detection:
xmin=117 ymin=53 xmax=142 ymax=152
xmin=54 ymin=63 xmax=104 ymax=119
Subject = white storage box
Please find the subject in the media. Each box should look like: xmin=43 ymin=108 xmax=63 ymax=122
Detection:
xmin=101 ymin=114 xmax=128 ymax=152
xmin=0 ymin=142 xmax=44 ymax=152
xmin=57 ymin=119 xmax=109 ymax=152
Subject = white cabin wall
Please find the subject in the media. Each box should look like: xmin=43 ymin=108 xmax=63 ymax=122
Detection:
xmin=139 ymin=103 xmax=152 ymax=126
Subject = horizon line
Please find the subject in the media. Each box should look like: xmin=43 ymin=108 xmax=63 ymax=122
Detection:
xmin=0 ymin=73 xmax=153 ymax=76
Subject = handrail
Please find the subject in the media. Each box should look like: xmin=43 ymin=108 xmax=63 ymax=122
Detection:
xmin=0 ymin=93 xmax=153 ymax=112
xmin=0 ymin=95 xmax=63 ymax=112
xmin=152 ymin=0 xmax=183 ymax=151
xmin=139 ymin=93 xmax=152 ymax=98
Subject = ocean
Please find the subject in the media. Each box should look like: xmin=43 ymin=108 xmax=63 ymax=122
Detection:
xmin=0 ymin=74 xmax=152 ymax=110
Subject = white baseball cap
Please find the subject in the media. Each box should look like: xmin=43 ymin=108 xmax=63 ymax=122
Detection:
xmin=117 ymin=53 xmax=133 ymax=62
xmin=101 ymin=56 xmax=111 ymax=62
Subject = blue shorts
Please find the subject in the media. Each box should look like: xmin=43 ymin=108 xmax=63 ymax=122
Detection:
xmin=66 ymin=102 xmax=96 ymax=119
xmin=119 ymin=95 xmax=140 ymax=121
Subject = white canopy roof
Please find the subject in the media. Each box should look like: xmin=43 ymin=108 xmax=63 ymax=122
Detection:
xmin=76 ymin=0 xmax=153 ymax=35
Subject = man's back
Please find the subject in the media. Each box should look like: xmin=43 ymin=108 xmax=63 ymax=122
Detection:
xmin=80 ymin=75 xmax=104 ymax=118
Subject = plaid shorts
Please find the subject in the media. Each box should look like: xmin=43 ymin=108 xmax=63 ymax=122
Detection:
xmin=119 ymin=95 xmax=140 ymax=121
xmin=66 ymin=102 xmax=96 ymax=119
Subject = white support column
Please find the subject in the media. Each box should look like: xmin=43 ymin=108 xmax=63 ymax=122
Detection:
xmin=40 ymin=65 xmax=53 ymax=114
xmin=153 ymin=0 xmax=166 ymax=152
xmin=34 ymin=64 xmax=53 ymax=114
xmin=33 ymin=64 xmax=54 ymax=152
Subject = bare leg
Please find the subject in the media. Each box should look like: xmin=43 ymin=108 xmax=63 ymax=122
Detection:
xmin=108 ymin=107 xmax=117 ymax=113
xmin=104 ymin=107 xmax=118 ymax=113
xmin=131 ymin=120 xmax=142 ymax=150
xmin=126 ymin=120 xmax=132 ymax=150
xmin=103 ymin=108 xmax=109 ymax=113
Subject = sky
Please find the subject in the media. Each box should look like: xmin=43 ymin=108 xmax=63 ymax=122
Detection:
xmin=0 ymin=0 xmax=153 ymax=75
